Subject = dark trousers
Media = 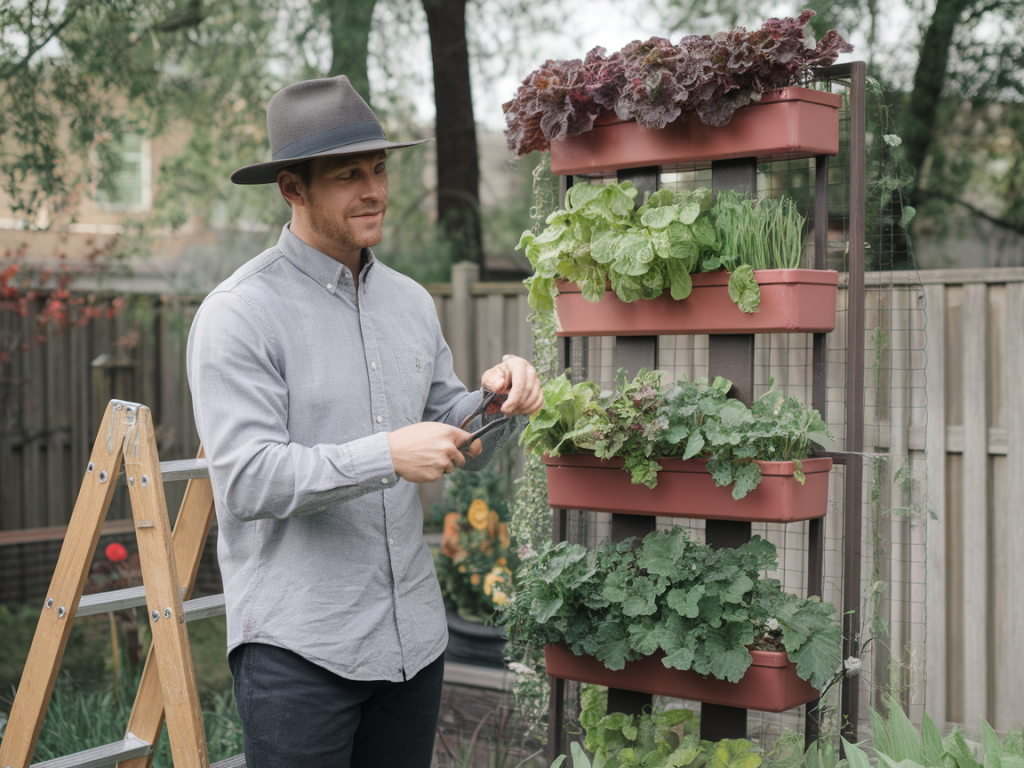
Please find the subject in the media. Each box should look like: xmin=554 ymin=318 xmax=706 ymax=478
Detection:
xmin=228 ymin=643 xmax=444 ymax=768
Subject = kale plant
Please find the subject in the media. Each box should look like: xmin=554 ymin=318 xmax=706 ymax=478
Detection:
xmin=504 ymin=11 xmax=853 ymax=157
xmin=502 ymin=527 xmax=842 ymax=690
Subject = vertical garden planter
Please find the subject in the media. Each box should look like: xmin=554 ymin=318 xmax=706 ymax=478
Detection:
xmin=543 ymin=454 xmax=833 ymax=522
xmin=549 ymin=87 xmax=843 ymax=175
xmin=544 ymin=643 xmax=819 ymax=713
xmin=554 ymin=270 xmax=839 ymax=337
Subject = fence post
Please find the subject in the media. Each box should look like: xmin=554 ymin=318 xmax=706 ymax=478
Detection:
xmin=449 ymin=261 xmax=479 ymax=387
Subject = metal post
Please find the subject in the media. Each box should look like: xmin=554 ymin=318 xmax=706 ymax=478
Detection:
xmin=701 ymin=157 xmax=759 ymax=742
xmin=841 ymin=61 xmax=868 ymax=745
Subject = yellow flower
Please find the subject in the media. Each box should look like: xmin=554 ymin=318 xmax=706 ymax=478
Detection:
xmin=497 ymin=523 xmax=510 ymax=550
xmin=457 ymin=565 xmax=467 ymax=573
xmin=483 ymin=566 xmax=512 ymax=596
xmin=491 ymin=587 xmax=508 ymax=607
xmin=468 ymin=499 xmax=490 ymax=531
xmin=487 ymin=509 xmax=500 ymax=538
xmin=470 ymin=573 xmax=481 ymax=586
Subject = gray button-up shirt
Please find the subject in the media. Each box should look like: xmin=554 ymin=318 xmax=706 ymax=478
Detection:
xmin=187 ymin=225 xmax=498 ymax=682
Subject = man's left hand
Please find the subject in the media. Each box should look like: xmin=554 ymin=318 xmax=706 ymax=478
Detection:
xmin=480 ymin=355 xmax=544 ymax=416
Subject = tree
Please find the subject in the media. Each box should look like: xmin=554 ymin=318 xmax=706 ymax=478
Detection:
xmin=423 ymin=0 xmax=484 ymax=269
xmin=804 ymin=0 xmax=1024 ymax=240
xmin=664 ymin=0 xmax=1024 ymax=257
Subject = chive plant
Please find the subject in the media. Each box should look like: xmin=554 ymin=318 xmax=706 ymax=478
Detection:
xmin=715 ymin=191 xmax=806 ymax=271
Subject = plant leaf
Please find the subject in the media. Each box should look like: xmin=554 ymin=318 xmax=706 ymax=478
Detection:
xmin=727 ymin=265 xmax=761 ymax=313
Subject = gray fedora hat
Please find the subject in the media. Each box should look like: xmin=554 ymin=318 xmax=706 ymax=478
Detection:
xmin=231 ymin=75 xmax=429 ymax=185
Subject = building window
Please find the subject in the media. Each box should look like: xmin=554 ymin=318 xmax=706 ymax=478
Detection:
xmin=96 ymin=134 xmax=152 ymax=212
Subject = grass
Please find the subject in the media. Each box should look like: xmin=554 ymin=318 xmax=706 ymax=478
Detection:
xmin=0 ymin=606 xmax=242 ymax=766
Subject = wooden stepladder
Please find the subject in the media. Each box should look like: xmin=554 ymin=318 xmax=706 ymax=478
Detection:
xmin=0 ymin=400 xmax=222 ymax=768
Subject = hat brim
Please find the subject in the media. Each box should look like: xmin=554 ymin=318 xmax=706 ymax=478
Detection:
xmin=230 ymin=137 xmax=431 ymax=185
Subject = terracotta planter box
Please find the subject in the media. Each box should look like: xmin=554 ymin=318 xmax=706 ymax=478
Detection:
xmin=543 ymin=454 xmax=832 ymax=523
xmin=544 ymin=643 xmax=817 ymax=712
xmin=550 ymin=87 xmax=842 ymax=175
xmin=555 ymin=269 xmax=838 ymax=337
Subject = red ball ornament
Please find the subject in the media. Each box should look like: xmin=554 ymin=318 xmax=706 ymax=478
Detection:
xmin=105 ymin=542 xmax=128 ymax=563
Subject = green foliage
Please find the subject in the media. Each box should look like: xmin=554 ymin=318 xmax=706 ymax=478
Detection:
xmin=522 ymin=371 xmax=832 ymax=497
xmin=519 ymin=368 xmax=667 ymax=488
xmin=518 ymin=182 xmax=808 ymax=314
xmin=1 ymin=605 xmax=107 ymax=695
xmin=662 ymin=377 xmax=834 ymax=499
xmin=551 ymin=686 xmax=770 ymax=768
xmin=840 ymin=696 xmax=1024 ymax=768
xmin=502 ymin=527 xmax=842 ymax=690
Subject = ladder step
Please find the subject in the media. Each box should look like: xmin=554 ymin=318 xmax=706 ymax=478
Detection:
xmin=211 ymin=755 xmax=247 ymax=768
xmin=77 ymin=586 xmax=147 ymax=617
xmin=30 ymin=732 xmax=151 ymax=768
xmin=159 ymin=457 xmax=210 ymax=481
xmin=77 ymin=589 xmax=226 ymax=621
xmin=183 ymin=593 xmax=227 ymax=621
xmin=116 ymin=458 xmax=210 ymax=485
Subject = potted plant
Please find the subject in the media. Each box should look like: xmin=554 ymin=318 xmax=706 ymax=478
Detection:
xmin=503 ymin=11 xmax=853 ymax=172
xmin=518 ymin=182 xmax=838 ymax=336
xmin=431 ymin=463 xmax=518 ymax=667
xmin=520 ymin=370 xmax=834 ymax=522
xmin=501 ymin=528 xmax=841 ymax=712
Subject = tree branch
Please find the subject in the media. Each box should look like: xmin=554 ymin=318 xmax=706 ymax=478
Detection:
xmin=151 ymin=0 xmax=205 ymax=33
xmin=0 ymin=0 xmax=84 ymax=80
xmin=927 ymin=190 xmax=1024 ymax=235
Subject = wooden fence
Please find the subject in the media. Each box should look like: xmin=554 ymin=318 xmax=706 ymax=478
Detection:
xmin=1 ymin=264 xmax=1023 ymax=733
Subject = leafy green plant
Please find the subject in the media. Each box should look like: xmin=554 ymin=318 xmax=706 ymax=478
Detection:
xmin=842 ymin=696 xmax=1024 ymax=768
xmin=577 ymin=685 xmax=698 ymax=768
xmin=660 ymin=378 xmax=834 ymax=499
xmin=517 ymin=181 xmax=809 ymax=317
xmin=521 ymin=371 xmax=832 ymax=498
xmin=520 ymin=369 xmax=666 ymax=489
xmin=502 ymin=527 xmax=842 ymax=690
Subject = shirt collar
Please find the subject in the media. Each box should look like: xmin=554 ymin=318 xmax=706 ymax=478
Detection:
xmin=277 ymin=224 xmax=377 ymax=294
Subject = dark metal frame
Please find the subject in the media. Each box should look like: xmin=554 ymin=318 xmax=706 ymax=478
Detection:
xmin=545 ymin=61 xmax=867 ymax=760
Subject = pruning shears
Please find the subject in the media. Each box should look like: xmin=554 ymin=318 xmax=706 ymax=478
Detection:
xmin=458 ymin=389 xmax=510 ymax=451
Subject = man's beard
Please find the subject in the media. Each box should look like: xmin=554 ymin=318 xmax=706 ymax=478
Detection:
xmin=306 ymin=195 xmax=384 ymax=254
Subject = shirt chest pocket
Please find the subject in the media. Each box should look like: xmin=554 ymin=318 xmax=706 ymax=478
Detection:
xmin=389 ymin=343 xmax=435 ymax=425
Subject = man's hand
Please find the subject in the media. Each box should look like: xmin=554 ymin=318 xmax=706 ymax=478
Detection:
xmin=387 ymin=423 xmax=482 ymax=483
xmin=480 ymin=354 xmax=544 ymax=416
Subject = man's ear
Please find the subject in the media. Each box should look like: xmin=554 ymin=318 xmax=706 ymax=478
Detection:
xmin=277 ymin=169 xmax=306 ymax=208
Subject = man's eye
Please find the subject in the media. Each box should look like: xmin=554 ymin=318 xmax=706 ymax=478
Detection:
xmin=376 ymin=164 xmax=387 ymax=174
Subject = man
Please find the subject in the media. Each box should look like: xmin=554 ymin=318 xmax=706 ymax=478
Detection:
xmin=186 ymin=75 xmax=543 ymax=768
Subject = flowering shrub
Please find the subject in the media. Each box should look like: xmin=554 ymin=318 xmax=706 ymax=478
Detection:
xmin=435 ymin=498 xmax=517 ymax=621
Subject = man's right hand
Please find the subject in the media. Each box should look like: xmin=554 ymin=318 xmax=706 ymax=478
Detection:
xmin=386 ymin=423 xmax=481 ymax=483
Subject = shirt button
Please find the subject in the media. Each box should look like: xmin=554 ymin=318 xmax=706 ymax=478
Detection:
xmin=381 ymin=478 xmax=389 ymax=484
xmin=371 ymin=362 xmax=377 ymax=371
xmin=376 ymin=415 xmax=383 ymax=423
xmin=389 ymin=538 xmax=395 ymax=546
xmin=326 ymin=283 xmax=333 ymax=290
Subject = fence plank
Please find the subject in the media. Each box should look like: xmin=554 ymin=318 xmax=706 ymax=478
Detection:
xmin=923 ymin=283 xmax=947 ymax=728
xmin=993 ymin=282 xmax=1024 ymax=732
xmin=960 ymin=283 xmax=988 ymax=725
